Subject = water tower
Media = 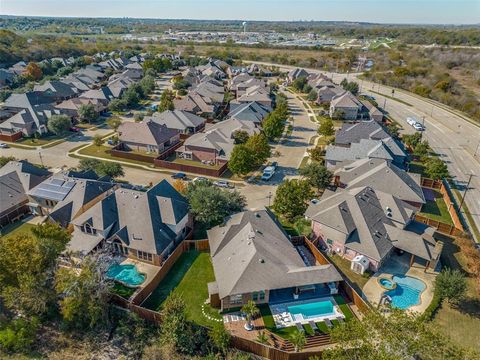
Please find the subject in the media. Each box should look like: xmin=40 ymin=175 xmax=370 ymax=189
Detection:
xmin=242 ymin=21 xmax=247 ymax=34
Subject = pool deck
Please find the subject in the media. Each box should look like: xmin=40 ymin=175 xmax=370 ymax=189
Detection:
xmin=363 ymin=253 xmax=438 ymax=314
xmin=120 ymin=258 xmax=160 ymax=291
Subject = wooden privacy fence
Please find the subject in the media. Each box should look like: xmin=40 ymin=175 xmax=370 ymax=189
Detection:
xmin=153 ymin=159 xmax=228 ymax=177
xmin=184 ymin=239 xmax=210 ymax=251
xmin=420 ymin=177 xmax=465 ymax=235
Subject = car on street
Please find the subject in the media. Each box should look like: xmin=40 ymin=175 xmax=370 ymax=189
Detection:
xmin=213 ymin=180 xmax=233 ymax=188
xmin=406 ymin=117 xmax=418 ymax=126
xmin=171 ymin=172 xmax=187 ymax=180
xmin=0 ymin=143 xmax=9 ymax=148
xmin=270 ymin=161 xmax=278 ymax=169
xmin=193 ymin=176 xmax=210 ymax=184
xmin=261 ymin=166 xmax=275 ymax=181
xmin=413 ymin=122 xmax=425 ymax=131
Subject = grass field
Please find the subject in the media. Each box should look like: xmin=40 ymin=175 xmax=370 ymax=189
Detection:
xmin=18 ymin=133 xmax=67 ymax=146
xmin=0 ymin=220 xmax=35 ymax=239
xmin=142 ymin=250 xmax=221 ymax=326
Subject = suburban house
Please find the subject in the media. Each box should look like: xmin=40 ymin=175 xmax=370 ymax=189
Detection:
xmin=176 ymin=118 xmax=260 ymax=165
xmin=144 ymin=110 xmax=206 ymax=135
xmin=316 ymin=86 xmax=345 ymax=105
xmin=0 ymin=69 xmax=15 ymax=89
xmin=236 ymin=87 xmax=272 ymax=107
xmin=233 ymin=78 xmax=268 ymax=97
xmin=0 ymin=161 xmax=51 ymax=227
xmin=329 ymin=92 xmax=369 ymax=120
xmin=67 ymin=180 xmax=191 ymax=262
xmin=173 ymin=93 xmax=216 ymax=117
xmin=33 ymin=81 xmax=79 ymax=102
xmin=287 ymin=68 xmax=309 ymax=83
xmin=118 ymin=120 xmax=181 ymax=154
xmin=362 ymin=100 xmax=384 ymax=122
xmin=228 ymin=101 xmax=272 ymax=124
xmin=207 ymin=209 xmax=343 ymax=311
xmin=28 ymin=174 xmax=116 ymax=226
xmin=333 ymin=158 xmax=426 ymax=209
xmin=80 ymin=87 xmax=116 ymax=105
xmin=334 ymin=120 xmax=407 ymax=166
xmin=190 ymin=80 xmax=225 ymax=104
xmin=305 ymin=186 xmax=443 ymax=272
xmin=55 ymin=97 xmax=106 ymax=119
xmin=308 ymin=74 xmax=335 ymax=90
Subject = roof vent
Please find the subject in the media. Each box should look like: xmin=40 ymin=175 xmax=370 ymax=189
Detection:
xmin=259 ymin=258 xmax=265 ymax=263
xmin=255 ymin=213 xmax=261 ymax=218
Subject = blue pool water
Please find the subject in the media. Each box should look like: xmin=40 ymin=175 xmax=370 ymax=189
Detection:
xmin=379 ymin=278 xmax=395 ymax=289
xmin=288 ymin=300 xmax=334 ymax=320
xmin=384 ymin=275 xmax=426 ymax=309
xmin=107 ymin=264 xmax=146 ymax=286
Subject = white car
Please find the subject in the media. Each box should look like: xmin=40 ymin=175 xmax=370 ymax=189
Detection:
xmin=413 ymin=122 xmax=425 ymax=131
xmin=261 ymin=166 xmax=275 ymax=181
xmin=213 ymin=180 xmax=233 ymax=189
xmin=0 ymin=143 xmax=9 ymax=149
xmin=406 ymin=117 xmax=418 ymax=126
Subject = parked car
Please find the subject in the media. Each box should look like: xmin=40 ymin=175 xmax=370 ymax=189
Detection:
xmin=261 ymin=166 xmax=275 ymax=181
xmin=69 ymin=127 xmax=81 ymax=132
xmin=406 ymin=117 xmax=418 ymax=126
xmin=171 ymin=172 xmax=187 ymax=180
xmin=310 ymin=199 xmax=320 ymax=205
xmin=0 ymin=143 xmax=9 ymax=149
xmin=213 ymin=180 xmax=233 ymax=188
xmin=193 ymin=176 xmax=210 ymax=184
xmin=413 ymin=122 xmax=425 ymax=131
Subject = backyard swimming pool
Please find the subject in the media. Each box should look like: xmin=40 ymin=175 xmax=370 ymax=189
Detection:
xmin=107 ymin=264 xmax=146 ymax=287
xmin=384 ymin=275 xmax=426 ymax=309
xmin=288 ymin=299 xmax=335 ymax=321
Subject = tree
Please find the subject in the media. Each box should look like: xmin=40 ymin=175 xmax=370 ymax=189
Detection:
xmin=424 ymin=157 xmax=449 ymax=180
xmin=435 ymin=269 xmax=467 ymax=305
xmin=47 ymin=114 xmax=72 ymax=135
xmin=322 ymin=307 xmax=474 ymax=360
xmin=78 ymin=158 xmax=124 ymax=178
xmin=209 ymin=323 xmax=230 ymax=355
xmin=413 ymin=140 xmax=430 ymax=159
xmin=340 ymin=79 xmax=359 ymax=95
xmin=232 ymin=130 xmax=250 ymax=144
xmin=273 ymin=179 xmax=314 ymax=221
xmin=107 ymin=117 xmax=122 ymax=131
xmin=24 ymin=62 xmax=42 ymax=80
xmin=386 ymin=123 xmax=400 ymax=138
xmin=292 ymin=76 xmax=308 ymax=92
xmin=93 ymin=134 xmax=104 ymax=146
xmin=78 ymin=158 xmax=102 ymax=173
xmin=241 ymin=300 xmax=259 ymax=331
xmin=245 ymin=133 xmax=271 ymax=165
xmin=0 ymin=317 xmax=39 ymax=354
xmin=78 ymin=103 xmax=97 ymax=123
xmin=158 ymin=89 xmax=175 ymax=112
xmin=55 ymin=255 xmax=113 ymax=329
xmin=172 ymin=179 xmax=188 ymax=195
xmin=290 ymin=329 xmax=307 ymax=352
xmin=403 ymin=132 xmax=422 ymax=149
xmin=0 ymin=223 xmax=70 ymax=316
xmin=299 ymin=162 xmax=333 ymax=191
xmin=307 ymin=89 xmax=318 ymax=102
xmin=228 ymin=144 xmax=255 ymax=175
xmin=0 ymin=156 xmax=16 ymax=168
xmin=108 ymin=98 xmax=127 ymax=112
xmin=318 ymin=117 xmax=335 ymax=136
xmin=186 ymin=183 xmax=246 ymax=227
xmin=262 ymin=113 xmax=284 ymax=140
xmin=307 ymin=147 xmax=326 ymax=163
xmin=139 ymin=75 xmax=155 ymax=96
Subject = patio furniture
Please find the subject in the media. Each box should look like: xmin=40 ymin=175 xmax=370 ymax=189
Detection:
xmin=295 ymin=322 xmax=305 ymax=333
xmin=325 ymin=318 xmax=333 ymax=328
xmin=309 ymin=320 xmax=319 ymax=332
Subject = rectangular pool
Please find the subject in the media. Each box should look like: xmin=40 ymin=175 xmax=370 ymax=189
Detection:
xmin=288 ymin=299 xmax=335 ymax=320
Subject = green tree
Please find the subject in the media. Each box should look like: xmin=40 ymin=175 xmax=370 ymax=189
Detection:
xmin=241 ymin=300 xmax=259 ymax=331
xmin=158 ymin=89 xmax=175 ymax=112
xmin=299 ymin=162 xmax=333 ymax=192
xmin=402 ymin=132 xmax=422 ymax=149
xmin=273 ymin=179 xmax=314 ymax=221
xmin=0 ymin=223 xmax=70 ymax=316
xmin=107 ymin=117 xmax=122 ymax=131
xmin=78 ymin=103 xmax=97 ymax=123
xmin=186 ymin=183 xmax=246 ymax=227
xmin=290 ymin=329 xmax=307 ymax=352
xmin=55 ymin=256 xmax=113 ymax=329
xmin=245 ymin=133 xmax=271 ymax=165
xmin=413 ymin=140 xmax=430 ymax=159
xmin=307 ymin=146 xmax=326 ymax=162
xmin=232 ymin=130 xmax=250 ymax=144
xmin=307 ymin=89 xmax=318 ymax=102
xmin=47 ymin=114 xmax=72 ymax=135
xmin=0 ymin=317 xmax=39 ymax=354
xmin=93 ymin=134 xmax=104 ymax=146
xmin=209 ymin=323 xmax=231 ymax=355
xmin=318 ymin=117 xmax=335 ymax=137
xmin=262 ymin=113 xmax=284 ymax=140
xmin=228 ymin=144 xmax=254 ymax=175
xmin=0 ymin=156 xmax=16 ymax=168
xmin=435 ymin=269 xmax=467 ymax=305
xmin=78 ymin=158 xmax=102 ymax=173
xmin=108 ymin=98 xmax=127 ymax=112
xmin=424 ymin=157 xmax=449 ymax=180
xmin=98 ymin=161 xmax=125 ymax=178
xmin=139 ymin=75 xmax=155 ymax=95
xmin=292 ymin=76 xmax=308 ymax=92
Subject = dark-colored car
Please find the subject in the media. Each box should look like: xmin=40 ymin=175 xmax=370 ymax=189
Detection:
xmin=271 ymin=161 xmax=278 ymax=169
xmin=69 ymin=127 xmax=81 ymax=132
xmin=171 ymin=172 xmax=187 ymax=180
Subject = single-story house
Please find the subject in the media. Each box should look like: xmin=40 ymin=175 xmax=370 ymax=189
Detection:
xmin=228 ymin=101 xmax=272 ymax=124
xmin=144 ymin=110 xmax=206 ymax=135
xmin=68 ymin=180 xmax=191 ymax=262
xmin=118 ymin=120 xmax=180 ymax=154
xmin=33 ymin=81 xmax=79 ymax=102
xmin=55 ymin=97 xmax=106 ymax=119
xmin=305 ymin=186 xmax=443 ymax=272
xmin=207 ymin=209 xmax=343 ymax=311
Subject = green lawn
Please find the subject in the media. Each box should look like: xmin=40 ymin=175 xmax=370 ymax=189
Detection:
xmin=419 ymin=192 xmax=454 ymax=225
xmin=142 ymin=250 xmax=221 ymax=326
xmin=18 ymin=133 xmax=67 ymax=146
xmin=171 ymin=157 xmax=223 ymax=170
xmin=0 ymin=221 xmax=35 ymax=239
xmin=327 ymin=254 xmax=371 ymax=292
xmin=78 ymin=144 xmax=156 ymax=167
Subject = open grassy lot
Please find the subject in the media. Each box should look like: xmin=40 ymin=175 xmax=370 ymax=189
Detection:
xmin=142 ymin=250 xmax=221 ymax=327
xmin=0 ymin=220 xmax=35 ymax=239
xmin=419 ymin=194 xmax=454 ymax=225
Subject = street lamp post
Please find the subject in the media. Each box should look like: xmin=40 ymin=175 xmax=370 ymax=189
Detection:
xmin=459 ymin=174 xmax=474 ymax=211
xmin=38 ymin=151 xmax=44 ymax=167
xmin=267 ymin=191 xmax=272 ymax=207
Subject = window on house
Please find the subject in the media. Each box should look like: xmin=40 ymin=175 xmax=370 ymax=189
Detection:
xmin=230 ymin=294 xmax=242 ymax=305
xmin=252 ymin=292 xmax=258 ymax=301
xmin=137 ymin=251 xmax=153 ymax=262
xmin=259 ymin=291 xmax=265 ymax=301
xmin=83 ymin=223 xmax=96 ymax=235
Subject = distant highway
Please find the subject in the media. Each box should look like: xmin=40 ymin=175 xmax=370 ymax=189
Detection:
xmin=246 ymin=61 xmax=480 ymax=241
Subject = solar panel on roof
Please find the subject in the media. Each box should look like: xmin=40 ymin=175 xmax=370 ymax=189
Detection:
xmin=50 ymin=178 xmax=65 ymax=186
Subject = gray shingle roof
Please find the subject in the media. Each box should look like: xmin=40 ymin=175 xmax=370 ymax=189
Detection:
xmin=118 ymin=121 xmax=179 ymax=147
xmin=228 ymin=101 xmax=271 ymax=123
xmin=145 ymin=110 xmax=206 ymax=132
xmin=326 ymin=138 xmax=394 ymax=164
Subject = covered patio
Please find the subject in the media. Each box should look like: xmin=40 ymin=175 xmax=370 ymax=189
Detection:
xmin=269 ymin=283 xmax=335 ymax=305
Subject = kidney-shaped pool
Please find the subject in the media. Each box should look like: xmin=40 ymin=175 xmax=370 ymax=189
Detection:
xmin=383 ymin=275 xmax=426 ymax=310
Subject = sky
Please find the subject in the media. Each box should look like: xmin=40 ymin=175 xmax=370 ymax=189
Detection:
xmin=1 ymin=0 xmax=479 ymax=25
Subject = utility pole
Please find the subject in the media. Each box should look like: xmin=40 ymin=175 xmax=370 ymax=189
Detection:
xmin=38 ymin=151 xmax=44 ymax=167
xmin=459 ymin=174 xmax=474 ymax=211
xmin=383 ymin=97 xmax=387 ymax=110
xmin=267 ymin=191 xmax=272 ymax=207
